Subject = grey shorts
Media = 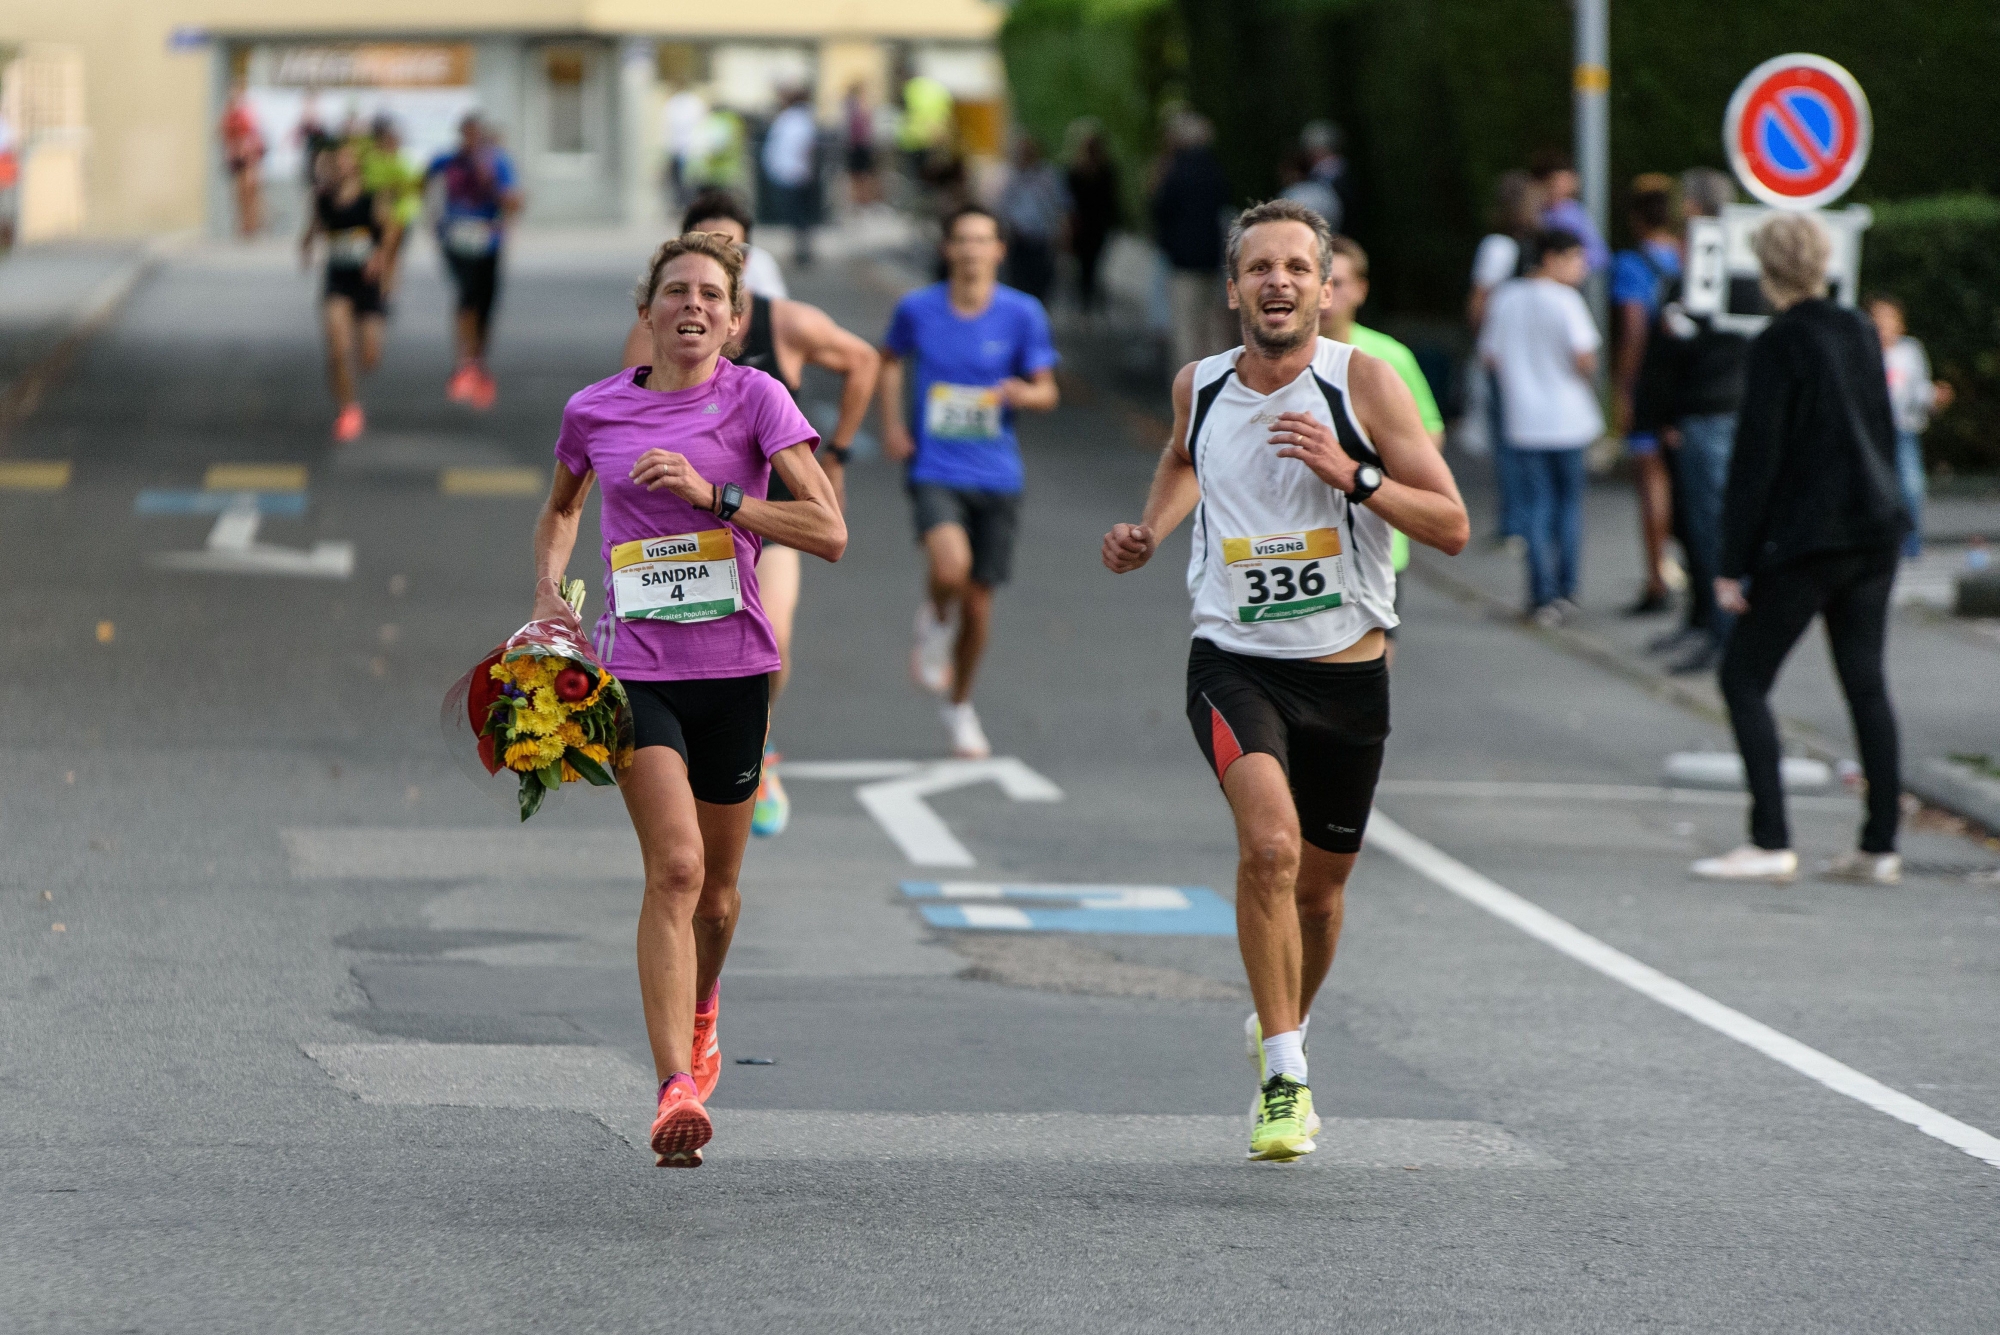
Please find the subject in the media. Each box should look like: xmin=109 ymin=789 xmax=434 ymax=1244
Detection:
xmin=908 ymin=482 xmax=1021 ymax=588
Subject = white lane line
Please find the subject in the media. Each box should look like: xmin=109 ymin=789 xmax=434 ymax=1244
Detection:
xmin=1376 ymin=779 xmax=1858 ymax=810
xmin=1367 ymin=812 xmax=2000 ymax=1171
xmin=854 ymin=759 xmax=1064 ymax=867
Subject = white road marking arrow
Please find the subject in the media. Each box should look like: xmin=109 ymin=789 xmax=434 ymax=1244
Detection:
xmin=824 ymin=758 xmax=1063 ymax=867
xmin=148 ymin=493 xmax=354 ymax=579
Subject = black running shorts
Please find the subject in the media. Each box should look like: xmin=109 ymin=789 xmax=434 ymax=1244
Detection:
xmin=908 ymin=482 xmax=1021 ymax=587
xmin=625 ymin=674 xmax=771 ymax=805
xmin=1185 ymin=637 xmax=1389 ymax=854
xmin=324 ymin=266 xmax=384 ymax=316
xmin=446 ymin=251 xmax=501 ymax=333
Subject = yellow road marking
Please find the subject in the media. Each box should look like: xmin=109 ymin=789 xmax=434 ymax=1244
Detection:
xmin=440 ymin=467 xmax=546 ymax=497
xmin=205 ymin=463 xmax=306 ymax=492
xmin=0 ymin=460 xmax=71 ymax=490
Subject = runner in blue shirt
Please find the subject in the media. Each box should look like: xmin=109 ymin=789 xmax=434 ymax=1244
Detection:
xmin=425 ymin=114 xmax=521 ymax=410
xmin=879 ymin=204 xmax=1059 ymax=758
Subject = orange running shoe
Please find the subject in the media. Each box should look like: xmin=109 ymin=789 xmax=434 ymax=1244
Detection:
xmin=691 ymin=983 xmax=721 ymax=1101
xmin=447 ymin=363 xmax=478 ymax=403
xmin=468 ymin=367 xmax=497 ymax=411
xmin=651 ymin=1073 xmax=712 ymax=1168
xmin=332 ymin=403 xmax=365 ymax=442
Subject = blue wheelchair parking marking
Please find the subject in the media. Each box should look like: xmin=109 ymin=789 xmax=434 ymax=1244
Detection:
xmin=136 ymin=490 xmax=308 ymax=517
xmin=900 ymin=881 xmax=1236 ymax=937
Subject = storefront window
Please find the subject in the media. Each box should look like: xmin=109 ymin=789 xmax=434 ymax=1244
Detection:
xmin=545 ymin=49 xmax=586 ymax=154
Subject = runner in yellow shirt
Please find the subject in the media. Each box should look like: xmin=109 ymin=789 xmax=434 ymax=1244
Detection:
xmin=357 ymin=117 xmax=424 ymax=300
xmin=1318 ymin=234 xmax=1445 ymax=662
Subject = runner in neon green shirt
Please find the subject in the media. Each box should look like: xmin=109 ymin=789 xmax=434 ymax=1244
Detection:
xmin=357 ymin=118 xmax=423 ymax=299
xmin=1318 ymin=236 xmax=1444 ymax=563
xmin=1318 ymin=235 xmax=1445 ymax=653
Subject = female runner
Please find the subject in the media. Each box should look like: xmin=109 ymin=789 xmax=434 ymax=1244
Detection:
xmin=300 ymin=141 xmax=398 ymax=442
xmin=530 ymin=232 xmax=845 ymax=1165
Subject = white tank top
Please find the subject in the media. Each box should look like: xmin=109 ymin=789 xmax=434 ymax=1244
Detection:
xmin=1184 ymin=339 xmax=1398 ymax=658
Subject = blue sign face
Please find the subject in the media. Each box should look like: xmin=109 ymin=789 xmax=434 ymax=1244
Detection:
xmin=1758 ymin=90 xmax=1837 ymax=178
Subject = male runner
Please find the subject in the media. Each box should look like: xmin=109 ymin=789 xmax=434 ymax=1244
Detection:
xmin=425 ymin=115 xmax=521 ymax=410
xmin=1102 ymin=200 xmax=1468 ymax=1161
xmin=880 ymin=205 xmax=1059 ymax=758
xmin=1316 ymin=234 xmax=1446 ymax=664
xmin=358 ymin=116 xmax=423 ymax=299
xmin=621 ymin=197 xmax=879 ymax=834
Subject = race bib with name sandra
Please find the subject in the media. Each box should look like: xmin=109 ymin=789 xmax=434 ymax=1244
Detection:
xmin=924 ymin=382 xmax=1003 ymax=440
xmin=1222 ymin=528 xmax=1345 ymax=623
xmin=610 ymin=529 xmax=743 ymax=624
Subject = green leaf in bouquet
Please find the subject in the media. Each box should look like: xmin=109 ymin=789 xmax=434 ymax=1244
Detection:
xmin=537 ymin=760 xmax=564 ymax=790
xmin=518 ymin=773 xmax=547 ymax=822
xmin=565 ymin=747 xmax=616 ymax=787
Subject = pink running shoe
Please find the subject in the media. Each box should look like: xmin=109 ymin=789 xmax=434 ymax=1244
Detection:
xmin=447 ymin=363 xmax=478 ymax=403
xmin=332 ymin=403 xmax=365 ymax=443
xmin=651 ymin=1073 xmax=712 ymax=1168
xmin=691 ymin=983 xmax=721 ymax=1101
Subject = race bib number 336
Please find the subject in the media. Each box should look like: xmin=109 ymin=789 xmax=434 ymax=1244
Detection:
xmin=611 ymin=529 xmax=743 ymax=624
xmin=1222 ymin=528 xmax=1344 ymax=623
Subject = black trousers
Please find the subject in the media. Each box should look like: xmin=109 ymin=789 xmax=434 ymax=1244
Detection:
xmin=1718 ymin=547 xmax=1901 ymax=854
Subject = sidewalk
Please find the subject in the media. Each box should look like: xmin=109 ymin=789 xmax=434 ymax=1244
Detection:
xmin=1415 ymin=449 xmax=2000 ymax=832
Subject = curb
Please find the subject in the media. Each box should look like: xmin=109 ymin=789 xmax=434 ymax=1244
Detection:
xmin=0 ymin=235 xmax=184 ymax=452
xmin=1405 ymin=553 xmax=1994 ymax=839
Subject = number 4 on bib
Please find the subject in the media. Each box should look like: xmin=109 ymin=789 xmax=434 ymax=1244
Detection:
xmin=1223 ymin=528 xmax=1345 ymax=623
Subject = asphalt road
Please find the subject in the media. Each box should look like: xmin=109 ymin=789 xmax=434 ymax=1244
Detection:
xmin=3 ymin=233 xmax=1998 ymax=1333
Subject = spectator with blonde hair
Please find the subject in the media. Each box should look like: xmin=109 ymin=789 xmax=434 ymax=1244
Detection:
xmin=1693 ymin=213 xmax=1909 ymax=886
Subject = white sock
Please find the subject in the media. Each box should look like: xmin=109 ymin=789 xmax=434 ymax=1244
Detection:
xmin=1300 ymin=1013 xmax=1310 ymax=1046
xmin=1262 ymin=1029 xmax=1307 ymax=1082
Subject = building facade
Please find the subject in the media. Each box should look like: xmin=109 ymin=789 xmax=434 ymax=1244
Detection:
xmin=0 ymin=0 xmax=1006 ymax=239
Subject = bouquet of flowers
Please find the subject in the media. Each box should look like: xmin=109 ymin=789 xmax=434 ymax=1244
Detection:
xmin=441 ymin=580 xmax=635 ymax=820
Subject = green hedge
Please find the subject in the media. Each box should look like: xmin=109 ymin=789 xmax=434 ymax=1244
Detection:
xmin=998 ymin=0 xmax=1187 ymax=227
xmin=1864 ymin=195 xmax=2000 ymax=475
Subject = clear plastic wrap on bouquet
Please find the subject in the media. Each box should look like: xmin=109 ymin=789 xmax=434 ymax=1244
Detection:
xmin=441 ymin=589 xmax=635 ymax=821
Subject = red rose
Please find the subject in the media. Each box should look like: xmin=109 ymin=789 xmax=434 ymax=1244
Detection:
xmin=554 ymin=667 xmax=592 ymax=702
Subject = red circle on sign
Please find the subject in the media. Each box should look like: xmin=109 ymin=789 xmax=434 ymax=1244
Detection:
xmin=1724 ymin=54 xmax=1872 ymax=210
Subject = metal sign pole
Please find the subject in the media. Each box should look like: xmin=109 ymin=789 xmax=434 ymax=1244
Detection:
xmin=1574 ymin=0 xmax=1611 ymax=365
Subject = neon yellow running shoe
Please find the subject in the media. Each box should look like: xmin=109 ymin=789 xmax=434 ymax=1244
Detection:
xmin=1249 ymin=1074 xmax=1316 ymax=1162
xmin=1245 ymin=1014 xmax=1319 ymax=1140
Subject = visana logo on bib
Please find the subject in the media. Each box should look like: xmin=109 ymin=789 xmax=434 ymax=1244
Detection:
xmin=1251 ymin=533 xmax=1309 ymax=558
xmin=645 ymin=536 xmax=702 ymax=560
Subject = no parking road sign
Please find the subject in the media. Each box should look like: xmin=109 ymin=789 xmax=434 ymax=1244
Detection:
xmin=1725 ymin=54 xmax=1872 ymax=210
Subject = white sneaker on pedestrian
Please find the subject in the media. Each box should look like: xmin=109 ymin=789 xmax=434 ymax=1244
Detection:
xmin=1819 ymin=850 xmax=1902 ymax=885
xmin=1690 ymin=846 xmax=1798 ymax=882
xmin=1528 ymin=603 xmax=1566 ymax=630
xmin=941 ymin=701 xmax=990 ymax=759
xmin=911 ymin=603 xmax=956 ymax=696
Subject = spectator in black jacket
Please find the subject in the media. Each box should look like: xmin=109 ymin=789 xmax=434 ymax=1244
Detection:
xmin=1150 ymin=112 xmax=1233 ymax=375
xmin=1692 ymin=213 xmax=1909 ymax=886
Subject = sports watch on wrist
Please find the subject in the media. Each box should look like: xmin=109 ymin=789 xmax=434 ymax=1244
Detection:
xmin=714 ymin=481 xmax=745 ymax=522
xmin=1348 ymin=464 xmax=1384 ymax=505
xmin=825 ymin=442 xmax=852 ymax=465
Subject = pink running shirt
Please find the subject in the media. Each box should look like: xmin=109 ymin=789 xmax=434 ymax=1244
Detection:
xmin=554 ymin=359 xmax=819 ymax=681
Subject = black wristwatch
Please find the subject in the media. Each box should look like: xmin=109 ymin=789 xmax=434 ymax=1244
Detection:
xmin=825 ymin=442 xmax=852 ymax=465
xmin=1348 ymin=464 xmax=1384 ymax=505
xmin=713 ymin=481 xmax=744 ymax=522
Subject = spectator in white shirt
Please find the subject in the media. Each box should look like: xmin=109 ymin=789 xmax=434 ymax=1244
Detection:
xmin=1479 ymin=228 xmax=1603 ymax=623
xmin=1464 ymin=170 xmax=1544 ymax=542
xmin=1866 ymin=293 xmax=1954 ymax=559
xmin=762 ymin=88 xmax=820 ymax=265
